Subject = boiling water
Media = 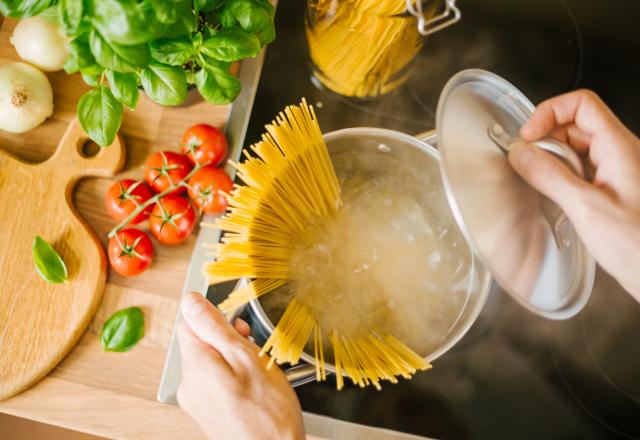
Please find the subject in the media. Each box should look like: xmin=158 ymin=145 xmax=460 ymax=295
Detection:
xmin=261 ymin=147 xmax=474 ymax=358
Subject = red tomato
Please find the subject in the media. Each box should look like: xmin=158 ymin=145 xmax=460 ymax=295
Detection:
xmin=149 ymin=195 xmax=196 ymax=245
xmin=105 ymin=179 xmax=154 ymax=224
xmin=108 ymin=229 xmax=153 ymax=277
xmin=181 ymin=124 xmax=228 ymax=166
xmin=187 ymin=166 xmax=233 ymax=214
xmin=144 ymin=151 xmax=192 ymax=194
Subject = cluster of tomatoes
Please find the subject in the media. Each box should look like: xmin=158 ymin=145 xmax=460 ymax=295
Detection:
xmin=106 ymin=124 xmax=233 ymax=277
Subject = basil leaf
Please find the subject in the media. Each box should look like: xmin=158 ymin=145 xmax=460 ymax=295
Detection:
xmin=254 ymin=20 xmax=275 ymax=46
xmin=38 ymin=4 xmax=59 ymax=21
xmin=219 ymin=8 xmax=236 ymax=28
xmin=80 ymin=63 xmax=104 ymax=76
xmin=196 ymin=64 xmax=240 ymax=104
xmin=150 ymin=36 xmax=193 ymax=66
xmin=90 ymin=0 xmax=167 ymax=45
xmin=195 ymin=0 xmax=223 ymax=13
xmin=254 ymin=0 xmax=274 ymax=18
xmin=202 ymin=28 xmax=260 ymax=62
xmin=141 ymin=62 xmax=187 ymax=105
xmin=63 ymin=56 xmax=79 ymax=74
xmin=100 ymin=307 xmax=145 ymax=352
xmin=59 ymin=0 xmax=83 ymax=35
xmin=69 ymin=36 xmax=96 ymax=69
xmin=82 ymin=72 xmax=100 ymax=86
xmin=226 ymin=0 xmax=270 ymax=32
xmin=0 ymin=0 xmax=55 ymax=18
xmin=106 ymin=70 xmax=139 ymax=109
xmin=90 ymin=30 xmax=150 ymax=73
xmin=181 ymin=8 xmax=197 ymax=33
xmin=32 ymin=236 xmax=68 ymax=284
xmin=78 ymin=86 xmax=123 ymax=147
xmin=148 ymin=0 xmax=189 ymax=24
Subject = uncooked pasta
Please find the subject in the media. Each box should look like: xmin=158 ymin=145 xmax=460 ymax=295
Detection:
xmin=206 ymin=99 xmax=432 ymax=389
xmin=306 ymin=0 xmax=432 ymax=98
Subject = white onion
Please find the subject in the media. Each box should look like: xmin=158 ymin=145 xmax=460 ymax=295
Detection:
xmin=0 ymin=62 xmax=54 ymax=133
xmin=10 ymin=16 xmax=70 ymax=72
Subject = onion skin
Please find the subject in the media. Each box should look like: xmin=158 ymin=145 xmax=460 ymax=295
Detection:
xmin=10 ymin=16 xmax=70 ymax=72
xmin=0 ymin=62 xmax=54 ymax=133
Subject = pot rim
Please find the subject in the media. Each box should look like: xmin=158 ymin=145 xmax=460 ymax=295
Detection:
xmin=248 ymin=126 xmax=493 ymax=375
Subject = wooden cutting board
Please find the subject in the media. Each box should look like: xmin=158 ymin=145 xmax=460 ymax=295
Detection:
xmin=0 ymin=119 xmax=125 ymax=400
xmin=0 ymin=14 xmax=232 ymax=435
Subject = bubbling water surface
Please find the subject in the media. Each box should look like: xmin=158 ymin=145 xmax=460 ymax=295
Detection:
xmin=261 ymin=147 xmax=474 ymax=358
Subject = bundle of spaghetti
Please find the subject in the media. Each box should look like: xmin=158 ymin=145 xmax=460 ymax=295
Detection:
xmin=206 ymin=99 xmax=431 ymax=389
xmin=306 ymin=0 xmax=427 ymax=98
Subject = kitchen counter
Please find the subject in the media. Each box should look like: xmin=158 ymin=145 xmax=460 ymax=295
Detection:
xmin=0 ymin=17 xmax=224 ymax=439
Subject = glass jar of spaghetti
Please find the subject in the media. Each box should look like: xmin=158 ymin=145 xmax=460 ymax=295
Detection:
xmin=305 ymin=0 xmax=461 ymax=99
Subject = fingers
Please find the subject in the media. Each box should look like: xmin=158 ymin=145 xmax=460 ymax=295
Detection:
xmin=182 ymin=292 xmax=250 ymax=354
xmin=177 ymin=320 xmax=233 ymax=380
xmin=508 ymin=141 xmax=592 ymax=213
xmin=233 ymin=318 xmax=251 ymax=338
xmin=521 ymin=89 xmax=619 ymax=142
xmin=547 ymin=124 xmax=592 ymax=154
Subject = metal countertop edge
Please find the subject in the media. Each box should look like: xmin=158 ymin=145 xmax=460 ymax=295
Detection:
xmin=156 ymin=46 xmax=267 ymax=404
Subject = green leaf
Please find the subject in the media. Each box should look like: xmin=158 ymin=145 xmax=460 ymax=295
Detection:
xmin=37 ymin=3 xmax=59 ymax=21
xmin=0 ymin=0 xmax=56 ymax=18
xmin=254 ymin=20 xmax=275 ymax=46
xmin=90 ymin=30 xmax=150 ymax=73
xmin=89 ymin=0 xmax=167 ymax=45
xmin=82 ymin=72 xmax=100 ymax=86
xmin=80 ymin=63 xmax=104 ymax=76
xmin=32 ymin=236 xmax=68 ymax=284
xmin=196 ymin=64 xmax=240 ymax=104
xmin=78 ymin=86 xmax=123 ymax=147
xmin=226 ymin=0 xmax=270 ymax=32
xmin=181 ymin=8 xmax=197 ymax=33
xmin=219 ymin=8 xmax=236 ymax=28
xmin=140 ymin=62 xmax=187 ymax=105
xmin=59 ymin=0 xmax=83 ymax=34
xmin=100 ymin=307 xmax=145 ymax=352
xmin=63 ymin=56 xmax=79 ymax=74
xmin=201 ymin=28 xmax=260 ymax=62
xmin=69 ymin=36 xmax=96 ymax=69
xmin=106 ymin=70 xmax=139 ymax=109
xmin=150 ymin=36 xmax=193 ymax=66
xmin=254 ymin=0 xmax=274 ymax=18
xmin=148 ymin=0 xmax=189 ymax=24
xmin=195 ymin=0 xmax=223 ymax=13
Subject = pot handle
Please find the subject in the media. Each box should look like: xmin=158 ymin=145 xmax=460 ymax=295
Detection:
xmin=488 ymin=123 xmax=585 ymax=250
xmin=284 ymin=364 xmax=319 ymax=387
xmin=488 ymin=123 xmax=584 ymax=177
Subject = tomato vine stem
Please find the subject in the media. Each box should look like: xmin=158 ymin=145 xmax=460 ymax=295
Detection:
xmin=107 ymin=161 xmax=204 ymax=238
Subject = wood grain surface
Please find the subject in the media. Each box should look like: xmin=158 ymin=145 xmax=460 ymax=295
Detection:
xmin=0 ymin=17 xmax=229 ymax=438
xmin=0 ymin=118 xmax=125 ymax=400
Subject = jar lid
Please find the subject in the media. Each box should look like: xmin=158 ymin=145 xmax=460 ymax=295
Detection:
xmin=436 ymin=69 xmax=595 ymax=320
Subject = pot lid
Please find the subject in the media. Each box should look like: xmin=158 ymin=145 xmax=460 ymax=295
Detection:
xmin=436 ymin=69 xmax=595 ymax=320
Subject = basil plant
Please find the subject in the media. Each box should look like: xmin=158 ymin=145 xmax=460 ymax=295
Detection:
xmin=1 ymin=0 xmax=275 ymax=146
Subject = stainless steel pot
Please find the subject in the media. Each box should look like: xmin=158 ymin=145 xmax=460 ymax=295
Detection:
xmin=239 ymin=127 xmax=493 ymax=386
xmin=225 ymin=69 xmax=596 ymax=387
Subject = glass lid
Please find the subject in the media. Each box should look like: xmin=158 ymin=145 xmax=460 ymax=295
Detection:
xmin=436 ymin=69 xmax=595 ymax=320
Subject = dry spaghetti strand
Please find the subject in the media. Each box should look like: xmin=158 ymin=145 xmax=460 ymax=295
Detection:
xmin=207 ymin=99 xmax=432 ymax=389
xmin=306 ymin=0 xmax=436 ymax=98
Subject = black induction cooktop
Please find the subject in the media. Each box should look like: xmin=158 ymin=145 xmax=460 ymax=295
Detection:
xmin=211 ymin=1 xmax=640 ymax=438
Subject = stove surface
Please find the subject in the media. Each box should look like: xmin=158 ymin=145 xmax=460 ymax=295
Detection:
xmin=211 ymin=1 xmax=640 ymax=438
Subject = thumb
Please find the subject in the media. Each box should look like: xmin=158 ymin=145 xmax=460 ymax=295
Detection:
xmin=508 ymin=141 xmax=589 ymax=212
xmin=181 ymin=292 xmax=246 ymax=354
